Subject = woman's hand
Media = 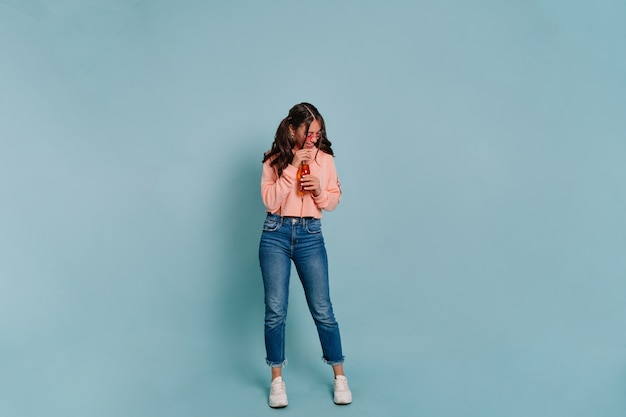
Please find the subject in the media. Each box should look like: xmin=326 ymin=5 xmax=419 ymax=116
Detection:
xmin=291 ymin=148 xmax=313 ymax=168
xmin=300 ymin=174 xmax=321 ymax=197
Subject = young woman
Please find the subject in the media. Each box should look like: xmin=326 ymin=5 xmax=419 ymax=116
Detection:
xmin=258 ymin=103 xmax=352 ymax=408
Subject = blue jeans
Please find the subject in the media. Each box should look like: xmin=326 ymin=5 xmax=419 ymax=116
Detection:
xmin=259 ymin=214 xmax=344 ymax=368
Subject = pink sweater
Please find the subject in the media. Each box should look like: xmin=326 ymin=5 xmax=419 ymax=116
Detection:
xmin=261 ymin=151 xmax=341 ymax=218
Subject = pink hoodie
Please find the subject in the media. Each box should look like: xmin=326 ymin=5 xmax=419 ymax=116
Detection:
xmin=261 ymin=151 xmax=341 ymax=218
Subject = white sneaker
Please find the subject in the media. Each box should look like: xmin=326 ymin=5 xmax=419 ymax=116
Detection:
xmin=333 ymin=375 xmax=352 ymax=405
xmin=269 ymin=376 xmax=288 ymax=408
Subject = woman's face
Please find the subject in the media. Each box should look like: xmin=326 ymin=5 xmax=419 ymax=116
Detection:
xmin=292 ymin=119 xmax=322 ymax=150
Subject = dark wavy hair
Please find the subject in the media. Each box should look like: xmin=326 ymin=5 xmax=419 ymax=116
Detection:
xmin=262 ymin=102 xmax=334 ymax=177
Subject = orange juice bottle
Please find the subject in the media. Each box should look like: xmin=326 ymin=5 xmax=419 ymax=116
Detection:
xmin=298 ymin=162 xmax=310 ymax=196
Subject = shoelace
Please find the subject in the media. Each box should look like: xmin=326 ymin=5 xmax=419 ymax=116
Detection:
xmin=271 ymin=381 xmax=286 ymax=394
xmin=334 ymin=379 xmax=349 ymax=391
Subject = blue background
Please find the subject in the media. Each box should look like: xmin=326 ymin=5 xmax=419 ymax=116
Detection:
xmin=1 ymin=1 xmax=625 ymax=416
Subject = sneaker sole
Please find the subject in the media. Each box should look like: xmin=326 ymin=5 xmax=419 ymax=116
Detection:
xmin=334 ymin=394 xmax=352 ymax=405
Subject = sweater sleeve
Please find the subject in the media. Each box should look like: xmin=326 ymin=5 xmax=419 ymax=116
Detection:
xmin=261 ymin=161 xmax=298 ymax=212
xmin=312 ymin=155 xmax=341 ymax=212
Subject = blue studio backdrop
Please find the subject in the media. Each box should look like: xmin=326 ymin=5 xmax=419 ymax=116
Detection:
xmin=1 ymin=1 xmax=625 ymax=416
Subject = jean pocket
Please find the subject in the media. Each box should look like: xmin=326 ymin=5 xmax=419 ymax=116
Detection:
xmin=263 ymin=215 xmax=281 ymax=232
xmin=305 ymin=218 xmax=322 ymax=234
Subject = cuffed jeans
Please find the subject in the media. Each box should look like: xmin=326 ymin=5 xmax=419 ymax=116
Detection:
xmin=259 ymin=213 xmax=344 ymax=368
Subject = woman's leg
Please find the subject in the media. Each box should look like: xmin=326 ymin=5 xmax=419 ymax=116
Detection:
xmin=259 ymin=218 xmax=292 ymax=370
xmin=293 ymin=220 xmax=345 ymax=367
xmin=332 ymin=364 xmax=345 ymax=377
xmin=294 ymin=223 xmax=352 ymax=404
